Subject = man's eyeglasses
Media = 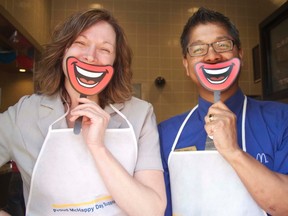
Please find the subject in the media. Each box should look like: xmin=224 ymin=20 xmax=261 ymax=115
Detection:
xmin=187 ymin=39 xmax=235 ymax=57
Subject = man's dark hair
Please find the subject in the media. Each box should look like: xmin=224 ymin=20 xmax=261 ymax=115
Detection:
xmin=180 ymin=7 xmax=241 ymax=57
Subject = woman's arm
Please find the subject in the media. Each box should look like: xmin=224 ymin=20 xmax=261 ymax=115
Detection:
xmin=70 ymin=97 xmax=166 ymax=215
xmin=89 ymin=146 xmax=166 ymax=216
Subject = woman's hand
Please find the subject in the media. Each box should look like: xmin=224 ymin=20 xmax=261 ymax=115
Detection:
xmin=69 ymin=97 xmax=110 ymax=146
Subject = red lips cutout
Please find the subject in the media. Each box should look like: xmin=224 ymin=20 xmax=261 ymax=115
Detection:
xmin=194 ymin=58 xmax=240 ymax=92
xmin=66 ymin=57 xmax=114 ymax=95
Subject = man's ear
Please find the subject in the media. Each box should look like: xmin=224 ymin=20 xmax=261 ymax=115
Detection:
xmin=182 ymin=58 xmax=190 ymax=76
xmin=238 ymin=48 xmax=244 ymax=66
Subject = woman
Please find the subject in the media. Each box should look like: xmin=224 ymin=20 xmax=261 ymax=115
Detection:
xmin=0 ymin=8 xmax=166 ymax=215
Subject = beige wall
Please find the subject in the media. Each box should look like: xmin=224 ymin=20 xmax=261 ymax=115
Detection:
xmin=0 ymin=0 xmax=286 ymax=122
xmin=49 ymin=0 xmax=286 ymax=122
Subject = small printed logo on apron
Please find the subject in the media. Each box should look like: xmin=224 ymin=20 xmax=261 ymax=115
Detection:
xmin=51 ymin=195 xmax=116 ymax=214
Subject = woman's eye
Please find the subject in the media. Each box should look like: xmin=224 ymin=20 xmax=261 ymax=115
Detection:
xmin=100 ymin=48 xmax=112 ymax=54
xmin=74 ymin=40 xmax=85 ymax=45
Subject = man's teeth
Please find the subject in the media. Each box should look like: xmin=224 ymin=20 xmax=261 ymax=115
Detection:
xmin=76 ymin=65 xmax=103 ymax=78
xmin=203 ymin=66 xmax=229 ymax=75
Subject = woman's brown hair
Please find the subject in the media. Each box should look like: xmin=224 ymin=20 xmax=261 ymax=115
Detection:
xmin=34 ymin=8 xmax=133 ymax=107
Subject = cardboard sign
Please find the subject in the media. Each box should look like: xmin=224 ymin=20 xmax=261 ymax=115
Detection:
xmin=194 ymin=58 xmax=240 ymax=92
xmin=66 ymin=56 xmax=114 ymax=96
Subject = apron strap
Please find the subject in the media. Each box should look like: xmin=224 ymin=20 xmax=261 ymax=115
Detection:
xmin=109 ymin=104 xmax=134 ymax=130
xmin=49 ymin=103 xmax=70 ymax=131
xmin=242 ymin=95 xmax=247 ymax=152
xmin=108 ymin=104 xmax=138 ymax=159
xmin=168 ymin=105 xmax=198 ymax=164
xmin=48 ymin=103 xmax=134 ymax=131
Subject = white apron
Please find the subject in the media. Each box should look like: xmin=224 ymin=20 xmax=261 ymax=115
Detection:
xmin=26 ymin=104 xmax=137 ymax=216
xmin=168 ymin=96 xmax=267 ymax=216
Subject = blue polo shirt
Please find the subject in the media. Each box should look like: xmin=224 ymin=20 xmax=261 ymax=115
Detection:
xmin=158 ymin=89 xmax=288 ymax=216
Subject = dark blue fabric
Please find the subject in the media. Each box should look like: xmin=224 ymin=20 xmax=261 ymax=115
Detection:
xmin=2 ymin=171 xmax=25 ymax=216
xmin=158 ymin=89 xmax=288 ymax=216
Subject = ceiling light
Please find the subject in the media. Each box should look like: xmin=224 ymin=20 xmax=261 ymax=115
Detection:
xmin=89 ymin=4 xmax=103 ymax=9
xmin=188 ymin=7 xmax=199 ymax=14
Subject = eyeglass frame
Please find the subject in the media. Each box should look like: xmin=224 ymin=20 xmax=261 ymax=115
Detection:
xmin=186 ymin=39 xmax=235 ymax=57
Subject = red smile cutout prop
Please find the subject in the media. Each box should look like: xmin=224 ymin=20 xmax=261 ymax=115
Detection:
xmin=194 ymin=58 xmax=240 ymax=92
xmin=66 ymin=56 xmax=114 ymax=96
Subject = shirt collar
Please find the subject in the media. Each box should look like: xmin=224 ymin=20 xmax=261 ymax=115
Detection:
xmin=40 ymin=93 xmax=125 ymax=129
xmin=104 ymin=102 xmax=124 ymax=114
xmin=197 ymin=88 xmax=245 ymax=119
xmin=40 ymin=93 xmax=125 ymax=115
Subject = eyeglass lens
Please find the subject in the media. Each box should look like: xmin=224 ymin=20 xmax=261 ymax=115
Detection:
xmin=187 ymin=40 xmax=233 ymax=57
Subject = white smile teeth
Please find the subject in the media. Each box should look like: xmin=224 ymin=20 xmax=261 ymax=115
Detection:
xmin=75 ymin=65 xmax=102 ymax=88
xmin=203 ymin=66 xmax=230 ymax=84
xmin=203 ymin=66 xmax=229 ymax=75
xmin=76 ymin=65 xmax=103 ymax=78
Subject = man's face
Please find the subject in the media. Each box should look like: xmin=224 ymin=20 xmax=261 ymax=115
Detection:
xmin=183 ymin=23 xmax=243 ymax=97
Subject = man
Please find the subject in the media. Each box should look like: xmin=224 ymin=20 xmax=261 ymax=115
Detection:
xmin=158 ymin=7 xmax=288 ymax=216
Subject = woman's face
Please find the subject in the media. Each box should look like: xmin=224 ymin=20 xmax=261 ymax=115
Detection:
xmin=62 ymin=21 xmax=116 ymax=96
